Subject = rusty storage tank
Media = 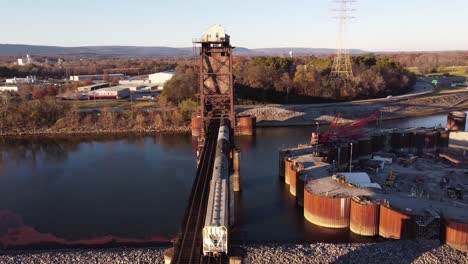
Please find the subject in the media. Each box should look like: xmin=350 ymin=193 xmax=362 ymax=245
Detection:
xmin=442 ymin=219 xmax=468 ymax=253
xmin=289 ymin=166 xmax=299 ymax=196
xmin=338 ymin=144 xmax=350 ymax=168
xmin=237 ymin=116 xmax=256 ymax=136
xmin=350 ymin=196 xmax=380 ymax=237
xmin=424 ymin=130 xmax=439 ymax=152
xmin=304 ymin=190 xmax=351 ymax=229
xmin=296 ymin=174 xmax=306 ymax=207
xmin=191 ymin=116 xmax=202 ymax=137
xmin=412 ymin=131 xmax=426 ymax=154
xmin=285 ymin=159 xmax=294 ymax=185
xmin=371 ymin=134 xmax=386 ymax=152
xmin=447 ymin=111 xmax=467 ymax=131
xmin=438 ymin=130 xmax=450 ymax=151
xmin=325 ymin=146 xmax=338 ymax=164
xmin=357 ymin=138 xmax=372 ymax=159
xmin=379 ymin=205 xmax=415 ymax=239
xmin=390 ymin=131 xmax=411 ymax=152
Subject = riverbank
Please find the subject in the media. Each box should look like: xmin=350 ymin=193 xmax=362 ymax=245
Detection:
xmin=238 ymin=92 xmax=468 ymax=127
xmin=0 ymin=125 xmax=191 ymax=138
xmin=0 ymin=241 xmax=466 ymax=264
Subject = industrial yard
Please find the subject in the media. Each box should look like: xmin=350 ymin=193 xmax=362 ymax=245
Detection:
xmin=277 ymin=113 xmax=468 ymax=257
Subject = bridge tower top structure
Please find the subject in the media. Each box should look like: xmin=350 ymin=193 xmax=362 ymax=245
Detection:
xmin=194 ymin=24 xmax=235 ymax=138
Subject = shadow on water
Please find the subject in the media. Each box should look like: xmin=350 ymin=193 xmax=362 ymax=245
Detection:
xmin=0 ymin=134 xmax=197 ymax=250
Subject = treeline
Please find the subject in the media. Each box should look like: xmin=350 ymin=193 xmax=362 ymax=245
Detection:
xmin=163 ymin=55 xmax=416 ymax=105
xmin=0 ymin=57 xmax=181 ymax=79
xmin=0 ymin=94 xmax=188 ymax=134
xmin=382 ymin=51 xmax=468 ymax=74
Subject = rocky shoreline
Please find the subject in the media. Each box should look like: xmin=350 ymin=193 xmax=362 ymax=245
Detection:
xmin=0 ymin=125 xmax=191 ymax=138
xmin=1 ymin=241 xmax=466 ymax=264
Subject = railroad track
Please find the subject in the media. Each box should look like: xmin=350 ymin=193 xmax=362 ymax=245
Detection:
xmin=172 ymin=121 xmax=221 ymax=264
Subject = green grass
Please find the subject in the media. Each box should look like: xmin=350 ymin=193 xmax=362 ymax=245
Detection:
xmin=406 ymin=66 xmax=468 ymax=77
xmin=72 ymin=100 xmax=157 ymax=110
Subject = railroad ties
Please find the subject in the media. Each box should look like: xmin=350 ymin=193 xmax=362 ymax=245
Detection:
xmin=171 ymin=120 xmax=229 ymax=264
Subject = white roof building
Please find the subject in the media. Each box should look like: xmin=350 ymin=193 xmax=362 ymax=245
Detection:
xmin=201 ymin=24 xmax=230 ymax=43
xmin=70 ymin=74 xmax=124 ymax=82
xmin=6 ymin=76 xmax=36 ymax=84
xmin=148 ymin=70 xmax=175 ymax=89
xmin=335 ymin=172 xmax=382 ymax=189
xmin=77 ymin=83 xmax=109 ymax=92
xmin=0 ymin=86 xmax=19 ymax=92
xmin=89 ymin=86 xmax=130 ymax=99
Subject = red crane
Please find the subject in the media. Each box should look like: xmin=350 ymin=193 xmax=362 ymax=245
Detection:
xmin=312 ymin=111 xmax=382 ymax=144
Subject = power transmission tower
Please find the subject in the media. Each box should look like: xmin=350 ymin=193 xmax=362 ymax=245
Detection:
xmin=331 ymin=0 xmax=355 ymax=79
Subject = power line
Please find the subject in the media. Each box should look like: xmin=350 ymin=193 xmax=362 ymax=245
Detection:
xmin=331 ymin=0 xmax=355 ymax=79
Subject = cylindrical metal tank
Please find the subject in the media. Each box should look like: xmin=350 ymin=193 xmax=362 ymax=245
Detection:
xmin=379 ymin=205 xmax=415 ymax=239
xmin=371 ymin=134 xmax=385 ymax=152
xmin=424 ymin=130 xmax=439 ymax=152
xmin=296 ymin=175 xmax=306 ymax=207
xmin=358 ymin=138 xmax=372 ymax=159
xmin=191 ymin=116 xmax=202 ymax=137
xmin=304 ymin=190 xmax=351 ymax=229
xmin=285 ymin=159 xmax=293 ymax=185
xmin=350 ymin=196 xmax=380 ymax=237
xmin=447 ymin=111 xmax=467 ymax=131
xmin=338 ymin=144 xmax=350 ymax=168
xmin=390 ymin=132 xmax=410 ymax=152
xmin=289 ymin=168 xmax=298 ymax=196
xmin=412 ymin=131 xmax=426 ymax=154
xmin=438 ymin=130 xmax=450 ymax=151
xmin=443 ymin=219 xmax=468 ymax=253
xmin=238 ymin=116 xmax=256 ymax=136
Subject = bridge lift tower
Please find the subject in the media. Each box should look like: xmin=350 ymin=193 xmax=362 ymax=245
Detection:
xmin=194 ymin=24 xmax=235 ymax=143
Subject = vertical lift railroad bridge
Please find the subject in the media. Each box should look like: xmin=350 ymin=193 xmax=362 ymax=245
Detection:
xmin=170 ymin=25 xmax=246 ymax=264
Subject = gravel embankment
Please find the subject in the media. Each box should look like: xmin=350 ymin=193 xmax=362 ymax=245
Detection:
xmin=238 ymin=92 xmax=468 ymax=126
xmin=0 ymin=247 xmax=167 ymax=264
xmin=1 ymin=241 xmax=466 ymax=264
xmin=239 ymin=241 xmax=468 ymax=264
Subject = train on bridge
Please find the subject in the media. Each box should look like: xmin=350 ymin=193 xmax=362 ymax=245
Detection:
xmin=202 ymin=123 xmax=230 ymax=256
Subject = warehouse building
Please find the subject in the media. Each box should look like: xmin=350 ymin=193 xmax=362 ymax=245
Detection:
xmin=6 ymin=76 xmax=36 ymax=84
xmin=148 ymin=70 xmax=175 ymax=89
xmin=77 ymin=83 xmax=110 ymax=92
xmin=0 ymin=86 xmax=19 ymax=92
xmin=88 ymin=86 xmax=130 ymax=99
xmin=70 ymin=74 xmax=124 ymax=82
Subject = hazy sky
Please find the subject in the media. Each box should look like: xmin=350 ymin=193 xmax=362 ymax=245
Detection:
xmin=1 ymin=0 xmax=467 ymax=51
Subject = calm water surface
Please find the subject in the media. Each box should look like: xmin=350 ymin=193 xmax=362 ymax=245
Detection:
xmin=0 ymin=113 xmax=466 ymax=248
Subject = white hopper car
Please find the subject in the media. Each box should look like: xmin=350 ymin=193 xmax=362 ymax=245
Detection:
xmin=202 ymin=124 xmax=230 ymax=256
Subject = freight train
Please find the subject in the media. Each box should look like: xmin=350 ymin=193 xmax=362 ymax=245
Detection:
xmin=202 ymin=123 xmax=230 ymax=256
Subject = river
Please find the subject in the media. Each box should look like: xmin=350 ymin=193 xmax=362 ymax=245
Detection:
xmin=0 ymin=112 xmax=466 ymax=249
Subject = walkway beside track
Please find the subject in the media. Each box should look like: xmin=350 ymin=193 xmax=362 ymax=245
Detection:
xmin=171 ymin=121 xmax=224 ymax=264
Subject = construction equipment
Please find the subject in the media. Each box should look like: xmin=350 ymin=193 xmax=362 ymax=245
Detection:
xmin=386 ymin=169 xmax=397 ymax=187
xmin=316 ymin=111 xmax=381 ymax=144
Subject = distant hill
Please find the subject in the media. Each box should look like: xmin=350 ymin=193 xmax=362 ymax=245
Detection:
xmin=0 ymin=44 xmax=367 ymax=57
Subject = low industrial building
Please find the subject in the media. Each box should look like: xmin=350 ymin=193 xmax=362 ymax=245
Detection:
xmin=88 ymin=86 xmax=130 ymax=99
xmin=70 ymin=74 xmax=125 ymax=82
xmin=6 ymin=76 xmax=36 ymax=84
xmin=148 ymin=70 xmax=175 ymax=89
xmin=0 ymin=86 xmax=19 ymax=92
xmin=119 ymin=79 xmax=152 ymax=86
xmin=17 ymin=54 xmax=33 ymax=66
xmin=77 ymin=83 xmax=109 ymax=92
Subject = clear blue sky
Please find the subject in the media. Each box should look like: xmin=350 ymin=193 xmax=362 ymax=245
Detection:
xmin=1 ymin=0 xmax=467 ymax=51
